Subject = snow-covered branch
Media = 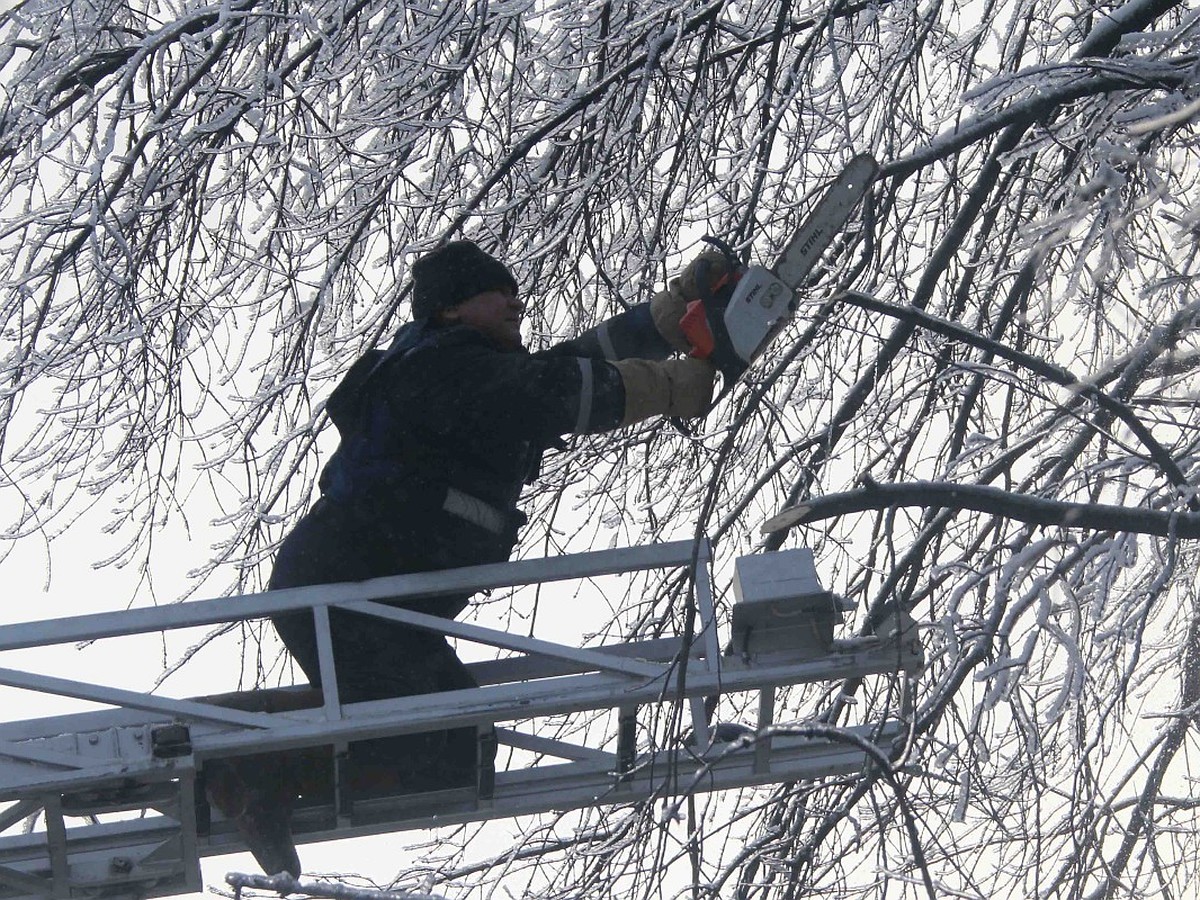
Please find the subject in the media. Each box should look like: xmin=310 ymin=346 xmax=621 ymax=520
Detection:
xmin=762 ymin=479 xmax=1200 ymax=537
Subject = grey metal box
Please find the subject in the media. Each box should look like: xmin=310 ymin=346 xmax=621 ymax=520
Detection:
xmin=731 ymin=550 xmax=841 ymax=657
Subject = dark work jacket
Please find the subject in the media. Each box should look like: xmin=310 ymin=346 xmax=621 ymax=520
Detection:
xmin=320 ymin=319 xmax=626 ymax=526
xmin=269 ymin=304 xmax=670 ymax=602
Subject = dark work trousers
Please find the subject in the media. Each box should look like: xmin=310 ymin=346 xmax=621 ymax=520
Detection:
xmin=267 ymin=497 xmax=509 ymax=793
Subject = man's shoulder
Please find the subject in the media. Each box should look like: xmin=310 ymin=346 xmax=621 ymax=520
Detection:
xmin=376 ymin=324 xmax=496 ymax=374
xmin=383 ymin=326 xmax=532 ymax=388
xmin=409 ymin=325 xmax=541 ymax=366
xmin=417 ymin=324 xmax=496 ymax=352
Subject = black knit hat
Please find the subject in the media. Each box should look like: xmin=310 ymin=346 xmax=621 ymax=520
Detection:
xmin=410 ymin=240 xmax=519 ymax=320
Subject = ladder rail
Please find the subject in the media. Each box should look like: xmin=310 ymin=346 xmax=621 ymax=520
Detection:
xmin=0 ymin=539 xmax=720 ymax=900
xmin=181 ymin=639 xmax=917 ymax=761
xmin=0 ymin=541 xmax=709 ymax=654
xmin=0 ymin=635 xmax=701 ymax=745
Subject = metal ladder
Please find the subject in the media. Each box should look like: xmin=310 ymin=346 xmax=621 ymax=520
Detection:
xmin=0 ymin=541 xmax=922 ymax=899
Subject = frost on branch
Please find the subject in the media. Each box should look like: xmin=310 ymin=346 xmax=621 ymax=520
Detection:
xmin=4 ymin=0 xmax=1200 ymax=898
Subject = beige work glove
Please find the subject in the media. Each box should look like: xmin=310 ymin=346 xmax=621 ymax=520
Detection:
xmin=650 ymin=250 xmax=735 ymax=353
xmin=612 ymin=358 xmax=717 ymax=425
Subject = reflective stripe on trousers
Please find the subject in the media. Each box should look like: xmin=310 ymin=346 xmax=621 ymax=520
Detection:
xmin=442 ymin=486 xmax=509 ymax=535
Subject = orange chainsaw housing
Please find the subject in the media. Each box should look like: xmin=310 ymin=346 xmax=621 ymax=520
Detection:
xmin=679 ymin=270 xmax=740 ymax=359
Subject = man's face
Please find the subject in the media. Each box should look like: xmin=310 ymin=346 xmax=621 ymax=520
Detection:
xmin=442 ymin=288 xmax=525 ymax=351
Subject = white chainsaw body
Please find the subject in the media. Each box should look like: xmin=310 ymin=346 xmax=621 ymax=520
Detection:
xmin=722 ymin=266 xmax=796 ymax=365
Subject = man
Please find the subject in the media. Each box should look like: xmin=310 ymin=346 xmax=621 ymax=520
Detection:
xmin=208 ymin=240 xmax=727 ymax=877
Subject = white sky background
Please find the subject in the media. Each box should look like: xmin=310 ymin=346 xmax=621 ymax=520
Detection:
xmin=5 ymin=0 xmax=1200 ymax=897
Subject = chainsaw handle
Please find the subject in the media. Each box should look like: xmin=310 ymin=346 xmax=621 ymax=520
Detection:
xmin=678 ymin=248 xmax=743 ymax=360
xmin=677 ymin=258 xmax=750 ymax=383
xmin=700 ymin=234 xmax=743 ymax=271
xmin=679 ymin=299 xmax=715 ymax=358
xmin=669 ymin=236 xmax=750 ymax=430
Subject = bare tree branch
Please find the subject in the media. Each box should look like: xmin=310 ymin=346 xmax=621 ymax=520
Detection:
xmin=762 ymin=479 xmax=1200 ymax=537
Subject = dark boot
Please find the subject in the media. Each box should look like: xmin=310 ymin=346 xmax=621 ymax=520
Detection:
xmin=205 ymin=757 xmax=302 ymax=877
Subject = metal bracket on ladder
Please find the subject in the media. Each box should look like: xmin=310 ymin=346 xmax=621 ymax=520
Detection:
xmin=0 ymin=541 xmax=922 ymax=899
xmin=0 ymin=721 xmax=202 ymax=900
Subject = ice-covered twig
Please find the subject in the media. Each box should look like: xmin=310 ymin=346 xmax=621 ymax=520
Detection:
xmin=225 ymin=872 xmax=447 ymax=900
xmin=762 ymin=481 xmax=1200 ymax=537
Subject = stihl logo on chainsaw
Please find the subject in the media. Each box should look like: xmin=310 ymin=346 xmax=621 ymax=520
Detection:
xmin=679 ymin=154 xmax=878 ymax=381
xmin=797 ymin=227 xmax=827 ymax=256
xmin=738 ymin=276 xmax=788 ymax=310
